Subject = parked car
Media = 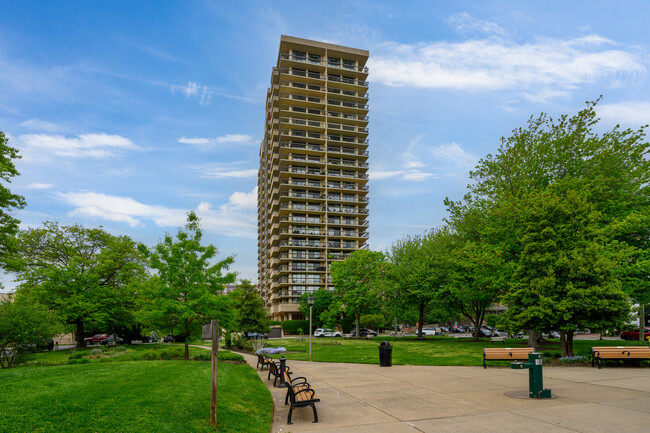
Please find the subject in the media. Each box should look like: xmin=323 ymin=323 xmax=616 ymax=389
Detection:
xmin=350 ymin=328 xmax=377 ymax=337
xmin=101 ymin=335 xmax=124 ymax=345
xmin=84 ymin=334 xmax=109 ymax=345
xmin=453 ymin=326 xmax=466 ymax=333
xmin=515 ymin=331 xmax=525 ymax=339
xmin=491 ymin=329 xmax=508 ymax=338
xmin=439 ymin=327 xmax=450 ymax=333
xmin=163 ymin=334 xmax=175 ymax=343
xmin=421 ymin=328 xmax=437 ymax=336
xmin=543 ymin=331 xmax=561 ymax=339
xmin=619 ymin=328 xmax=650 ymax=341
xmin=314 ymin=328 xmax=342 ymax=338
xmin=478 ymin=328 xmax=492 ymax=338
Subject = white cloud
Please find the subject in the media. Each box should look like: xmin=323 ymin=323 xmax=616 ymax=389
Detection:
xmin=193 ymin=162 xmax=258 ymax=179
xmin=597 ymin=101 xmax=650 ymax=126
xmin=58 ymin=188 xmax=258 ymax=238
xmin=18 ymin=119 xmax=63 ymax=133
xmin=369 ymin=33 xmax=643 ymax=101
xmin=24 ymin=183 xmax=54 ymax=189
xmin=16 ymin=133 xmax=139 ymax=159
xmin=171 ymin=81 xmax=211 ymax=105
xmin=405 ymin=160 xmax=425 ymax=168
xmin=368 ymin=169 xmax=436 ymax=182
xmin=178 ymin=134 xmax=255 ymax=150
xmin=447 ymin=12 xmax=506 ymax=36
xmin=430 ymin=142 xmax=478 ymax=169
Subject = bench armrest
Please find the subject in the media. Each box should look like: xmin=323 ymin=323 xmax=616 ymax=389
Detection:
xmin=290 ymin=376 xmax=310 ymax=385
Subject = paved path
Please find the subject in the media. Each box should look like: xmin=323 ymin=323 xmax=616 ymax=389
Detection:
xmin=241 ymin=353 xmax=650 ymax=433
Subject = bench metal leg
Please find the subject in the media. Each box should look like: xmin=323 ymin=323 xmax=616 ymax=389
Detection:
xmin=311 ymin=403 xmax=319 ymax=423
xmin=287 ymin=406 xmax=294 ymax=425
xmin=598 ymin=358 xmax=602 ymax=369
xmin=285 ymin=390 xmax=289 ymax=405
xmin=483 ymin=357 xmax=487 ymax=369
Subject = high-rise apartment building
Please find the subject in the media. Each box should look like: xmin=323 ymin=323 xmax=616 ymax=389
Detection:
xmin=258 ymin=36 xmax=370 ymax=321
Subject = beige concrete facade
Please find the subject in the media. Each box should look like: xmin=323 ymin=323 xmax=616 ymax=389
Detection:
xmin=258 ymin=36 xmax=370 ymax=321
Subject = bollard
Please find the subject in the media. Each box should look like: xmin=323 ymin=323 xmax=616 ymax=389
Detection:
xmin=510 ymin=352 xmax=551 ymax=398
xmin=278 ymin=356 xmax=288 ymax=388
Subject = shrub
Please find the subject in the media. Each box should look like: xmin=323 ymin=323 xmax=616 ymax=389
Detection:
xmin=559 ymin=356 xmax=587 ymax=365
xmin=230 ymin=333 xmax=253 ymax=351
xmin=159 ymin=348 xmax=183 ymax=360
xmin=218 ymin=350 xmax=244 ymax=361
xmin=67 ymin=358 xmax=90 ymax=365
xmin=339 ymin=318 xmax=352 ymax=333
xmin=116 ymin=346 xmax=127 ymax=352
xmin=142 ymin=350 xmax=159 ymax=360
xmin=68 ymin=351 xmax=85 ymax=360
xmin=193 ymin=351 xmax=211 ymax=361
xmin=270 ymin=320 xmax=282 ymax=326
xmin=281 ymin=320 xmax=310 ymax=335
xmin=90 ymin=349 xmax=102 ymax=356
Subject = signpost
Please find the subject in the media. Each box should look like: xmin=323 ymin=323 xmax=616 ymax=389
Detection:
xmin=210 ymin=319 xmax=219 ymax=428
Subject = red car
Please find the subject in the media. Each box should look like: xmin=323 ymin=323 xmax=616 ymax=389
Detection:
xmin=84 ymin=334 xmax=109 ymax=345
xmin=619 ymin=328 xmax=650 ymax=340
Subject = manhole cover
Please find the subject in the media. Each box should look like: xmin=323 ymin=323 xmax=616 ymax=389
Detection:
xmin=505 ymin=390 xmax=558 ymax=399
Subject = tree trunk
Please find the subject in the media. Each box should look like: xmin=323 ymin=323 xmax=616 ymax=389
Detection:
xmin=567 ymin=331 xmax=574 ymax=356
xmin=417 ymin=304 xmax=425 ymax=339
xmin=640 ymin=304 xmax=646 ymax=342
xmin=527 ymin=329 xmax=541 ymax=347
xmin=75 ymin=319 xmax=85 ymax=348
xmin=355 ymin=313 xmax=361 ymax=339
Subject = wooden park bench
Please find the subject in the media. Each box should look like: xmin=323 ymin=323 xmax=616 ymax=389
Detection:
xmin=256 ymin=352 xmax=271 ymax=371
xmin=490 ymin=336 xmax=506 ymax=344
xmin=483 ymin=347 xmax=535 ymax=368
xmin=267 ymin=360 xmax=291 ymax=386
xmin=591 ymin=346 xmax=650 ymax=369
xmin=283 ymin=371 xmax=320 ymax=425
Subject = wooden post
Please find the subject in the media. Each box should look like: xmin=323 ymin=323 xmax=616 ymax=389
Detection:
xmin=210 ymin=319 xmax=219 ymax=428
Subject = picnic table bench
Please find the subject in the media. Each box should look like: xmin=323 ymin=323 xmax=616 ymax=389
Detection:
xmin=483 ymin=347 xmax=535 ymax=368
xmin=591 ymin=346 xmax=650 ymax=369
xmin=490 ymin=336 xmax=506 ymax=344
xmin=283 ymin=371 xmax=320 ymax=424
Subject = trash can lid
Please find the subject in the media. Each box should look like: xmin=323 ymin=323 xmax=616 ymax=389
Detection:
xmin=380 ymin=341 xmax=391 ymax=347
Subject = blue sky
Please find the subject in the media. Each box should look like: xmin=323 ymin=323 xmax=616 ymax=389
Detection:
xmin=1 ymin=1 xmax=649 ymax=288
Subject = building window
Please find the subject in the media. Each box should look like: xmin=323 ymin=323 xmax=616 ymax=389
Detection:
xmin=293 ymin=274 xmax=306 ymax=283
xmin=342 ymin=59 xmax=355 ymax=70
xmin=308 ymin=53 xmax=321 ymax=64
xmin=292 ymin=50 xmax=306 ymax=61
xmin=328 ymin=57 xmax=340 ymax=67
xmin=293 ymin=250 xmax=306 ymax=259
xmin=292 ymin=262 xmax=306 ymax=271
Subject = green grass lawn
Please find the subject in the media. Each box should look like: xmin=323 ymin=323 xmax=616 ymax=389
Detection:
xmin=0 ymin=359 xmax=272 ymax=433
xmin=262 ymin=335 xmax=643 ymax=366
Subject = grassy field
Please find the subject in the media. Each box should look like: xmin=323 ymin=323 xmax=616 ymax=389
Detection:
xmin=0 ymin=358 xmax=272 ymax=433
xmin=261 ymin=335 xmax=644 ymax=366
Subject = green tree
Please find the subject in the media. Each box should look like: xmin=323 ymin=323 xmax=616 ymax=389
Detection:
xmin=139 ymin=212 xmax=236 ymax=360
xmin=0 ymin=132 xmax=26 ymax=272
xmin=319 ymin=305 xmax=340 ymax=343
xmin=500 ymin=186 xmax=630 ymax=356
xmin=231 ymin=279 xmax=270 ymax=337
xmin=15 ymin=222 xmax=145 ymax=347
xmin=0 ymin=295 xmax=61 ymax=368
xmin=298 ymin=288 xmax=335 ymax=328
xmin=387 ymin=228 xmax=456 ymax=339
xmin=446 ymin=99 xmax=649 ymax=343
xmin=330 ymin=249 xmax=387 ymax=338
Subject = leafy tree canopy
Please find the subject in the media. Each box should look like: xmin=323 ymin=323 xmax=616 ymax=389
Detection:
xmin=298 ymin=288 xmax=335 ymax=327
xmin=0 ymin=132 xmax=26 ymax=272
xmin=231 ymin=279 xmax=270 ymax=336
xmin=15 ymin=222 xmax=145 ymax=347
xmin=138 ymin=212 xmax=236 ymax=359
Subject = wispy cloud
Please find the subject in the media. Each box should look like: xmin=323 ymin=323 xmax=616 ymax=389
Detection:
xmin=16 ymin=133 xmax=140 ymax=160
xmin=178 ymin=134 xmax=256 ymax=150
xmin=171 ymin=81 xmax=211 ymax=105
xmin=193 ymin=161 xmax=258 ymax=179
xmin=430 ymin=142 xmax=478 ymax=170
xmin=18 ymin=119 xmax=64 ymax=133
xmin=598 ymin=101 xmax=650 ymax=127
xmin=24 ymin=183 xmax=54 ymax=190
xmin=369 ymin=28 xmax=643 ymax=101
xmin=58 ymin=188 xmax=258 ymax=238
xmin=447 ymin=12 xmax=506 ymax=36
xmin=369 ymin=169 xmax=437 ymax=182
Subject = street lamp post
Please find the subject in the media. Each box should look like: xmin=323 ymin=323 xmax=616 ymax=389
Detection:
xmin=307 ymin=295 xmax=314 ymax=361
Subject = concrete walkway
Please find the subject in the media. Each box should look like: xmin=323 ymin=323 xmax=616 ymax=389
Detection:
xmin=241 ymin=353 xmax=650 ymax=433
